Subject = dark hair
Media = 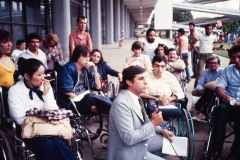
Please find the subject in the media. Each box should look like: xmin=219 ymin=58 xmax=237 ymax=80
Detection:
xmin=206 ymin=56 xmax=220 ymax=65
xmin=18 ymin=58 xmax=43 ymax=77
xmin=228 ymin=45 xmax=240 ymax=58
xmin=76 ymin=15 xmax=86 ymax=23
xmin=146 ymin=28 xmax=156 ymax=37
xmin=131 ymin=41 xmax=144 ymax=51
xmin=177 ymin=28 xmax=185 ymax=35
xmin=16 ymin=39 xmax=25 ymax=46
xmin=188 ymin=22 xmax=195 ymax=26
xmin=122 ymin=66 xmax=146 ymax=90
xmin=205 ymin=24 xmax=213 ymax=30
xmin=154 ymin=44 xmax=169 ymax=55
xmin=0 ymin=29 xmax=13 ymax=43
xmin=0 ymin=29 xmax=13 ymax=57
xmin=70 ymin=45 xmax=90 ymax=62
xmin=90 ymin=49 xmax=104 ymax=65
xmin=167 ymin=48 xmax=178 ymax=55
xmin=152 ymin=55 xmax=167 ymax=65
xmin=26 ymin=33 xmax=41 ymax=44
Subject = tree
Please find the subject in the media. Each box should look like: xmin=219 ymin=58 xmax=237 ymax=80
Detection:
xmin=222 ymin=19 xmax=239 ymax=34
xmin=173 ymin=9 xmax=193 ymax=22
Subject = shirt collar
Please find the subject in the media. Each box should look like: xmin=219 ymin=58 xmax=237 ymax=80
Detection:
xmin=150 ymin=71 xmax=167 ymax=79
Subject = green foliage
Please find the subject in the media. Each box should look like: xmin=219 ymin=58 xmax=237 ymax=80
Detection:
xmin=222 ymin=19 xmax=239 ymax=34
xmin=173 ymin=9 xmax=193 ymax=22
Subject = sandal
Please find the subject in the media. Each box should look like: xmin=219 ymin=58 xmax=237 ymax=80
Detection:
xmin=186 ymin=78 xmax=191 ymax=83
xmin=189 ymin=108 xmax=200 ymax=115
xmin=195 ymin=113 xmax=207 ymax=121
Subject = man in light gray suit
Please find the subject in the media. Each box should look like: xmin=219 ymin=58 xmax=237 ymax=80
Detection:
xmin=107 ymin=66 xmax=174 ymax=160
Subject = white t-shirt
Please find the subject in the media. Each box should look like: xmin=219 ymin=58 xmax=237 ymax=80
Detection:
xmin=11 ymin=49 xmax=25 ymax=62
xmin=138 ymin=37 xmax=168 ymax=60
xmin=14 ymin=49 xmax=48 ymax=70
xmin=197 ymin=34 xmax=217 ymax=54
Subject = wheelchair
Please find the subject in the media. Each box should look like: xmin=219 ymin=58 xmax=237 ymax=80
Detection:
xmin=144 ymin=97 xmax=195 ymax=160
xmin=202 ymin=96 xmax=235 ymax=159
xmin=0 ymin=86 xmax=83 ymax=160
xmin=100 ymin=80 xmax=116 ymax=98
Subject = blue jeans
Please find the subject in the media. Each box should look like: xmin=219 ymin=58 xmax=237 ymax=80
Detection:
xmin=182 ymin=53 xmax=190 ymax=79
xmin=212 ymin=102 xmax=240 ymax=157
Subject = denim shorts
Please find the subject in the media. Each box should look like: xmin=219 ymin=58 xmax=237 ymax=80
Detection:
xmin=182 ymin=53 xmax=189 ymax=59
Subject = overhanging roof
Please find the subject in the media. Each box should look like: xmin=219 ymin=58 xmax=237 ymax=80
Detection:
xmin=124 ymin=0 xmax=158 ymax=24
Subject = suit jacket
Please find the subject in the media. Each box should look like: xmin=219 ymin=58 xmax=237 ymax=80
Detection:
xmin=107 ymin=90 xmax=161 ymax=160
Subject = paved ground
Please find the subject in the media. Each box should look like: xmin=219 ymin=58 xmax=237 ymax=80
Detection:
xmin=81 ymin=38 xmax=233 ymax=160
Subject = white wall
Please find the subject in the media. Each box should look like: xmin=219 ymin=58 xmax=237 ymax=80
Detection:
xmin=154 ymin=0 xmax=172 ymax=30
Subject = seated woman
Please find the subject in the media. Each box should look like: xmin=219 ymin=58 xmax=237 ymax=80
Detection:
xmin=0 ymin=29 xmax=15 ymax=116
xmin=154 ymin=43 xmax=169 ymax=60
xmin=0 ymin=29 xmax=15 ymax=89
xmin=39 ymin=33 xmax=63 ymax=73
xmin=123 ymin=41 xmax=152 ymax=71
xmin=166 ymin=48 xmax=185 ymax=84
xmin=8 ymin=58 xmax=75 ymax=160
xmin=59 ymin=45 xmax=112 ymax=115
xmin=90 ymin=49 xmax=122 ymax=90
xmin=141 ymin=55 xmax=185 ymax=118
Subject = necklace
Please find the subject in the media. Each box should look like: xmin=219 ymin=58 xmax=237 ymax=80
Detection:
xmin=0 ymin=57 xmax=11 ymax=69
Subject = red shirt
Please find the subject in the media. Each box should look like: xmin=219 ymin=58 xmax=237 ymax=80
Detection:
xmin=69 ymin=30 xmax=92 ymax=49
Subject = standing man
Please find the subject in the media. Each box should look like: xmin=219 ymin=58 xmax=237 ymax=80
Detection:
xmin=189 ymin=22 xmax=199 ymax=78
xmin=138 ymin=28 xmax=168 ymax=60
xmin=69 ymin=15 xmax=92 ymax=58
xmin=11 ymin=39 xmax=26 ymax=62
xmin=14 ymin=33 xmax=48 ymax=70
xmin=192 ymin=24 xmax=217 ymax=87
xmin=108 ymin=65 xmax=174 ymax=160
xmin=210 ymin=45 xmax=240 ymax=160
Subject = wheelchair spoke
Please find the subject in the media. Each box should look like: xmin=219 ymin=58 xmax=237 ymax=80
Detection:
xmin=0 ymin=130 xmax=14 ymax=160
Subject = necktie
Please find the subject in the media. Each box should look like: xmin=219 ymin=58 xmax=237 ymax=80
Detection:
xmin=24 ymin=80 xmax=44 ymax=102
xmin=138 ymin=97 xmax=147 ymax=123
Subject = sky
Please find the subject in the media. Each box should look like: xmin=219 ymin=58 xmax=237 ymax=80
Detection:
xmin=172 ymin=0 xmax=240 ymax=18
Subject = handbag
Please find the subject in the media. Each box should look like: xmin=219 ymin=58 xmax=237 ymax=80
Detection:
xmin=21 ymin=116 xmax=73 ymax=140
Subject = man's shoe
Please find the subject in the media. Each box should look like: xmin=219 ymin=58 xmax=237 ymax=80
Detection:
xmin=191 ymin=75 xmax=196 ymax=78
xmin=226 ymin=152 xmax=238 ymax=160
xmin=209 ymin=151 xmax=221 ymax=160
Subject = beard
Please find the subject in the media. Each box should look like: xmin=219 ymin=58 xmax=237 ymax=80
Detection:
xmin=147 ymin=38 xmax=155 ymax=43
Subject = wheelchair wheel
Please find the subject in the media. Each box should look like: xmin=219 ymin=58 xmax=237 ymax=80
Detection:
xmin=78 ymin=115 xmax=104 ymax=141
xmin=100 ymin=133 xmax=108 ymax=149
xmin=178 ymin=109 xmax=194 ymax=160
xmin=0 ymin=130 xmax=14 ymax=160
xmin=106 ymin=82 xmax=115 ymax=97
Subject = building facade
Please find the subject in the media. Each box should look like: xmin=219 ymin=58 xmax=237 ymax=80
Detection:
xmin=0 ymin=0 xmax=136 ymax=61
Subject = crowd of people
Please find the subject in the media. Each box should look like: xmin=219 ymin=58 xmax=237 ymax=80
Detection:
xmin=0 ymin=15 xmax=240 ymax=160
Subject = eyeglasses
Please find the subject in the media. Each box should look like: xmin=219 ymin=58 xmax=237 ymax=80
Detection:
xmin=208 ymin=62 xmax=218 ymax=65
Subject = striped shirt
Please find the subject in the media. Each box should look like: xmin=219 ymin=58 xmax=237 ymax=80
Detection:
xmin=179 ymin=35 xmax=189 ymax=53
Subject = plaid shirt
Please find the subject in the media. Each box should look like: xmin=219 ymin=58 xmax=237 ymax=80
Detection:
xmin=26 ymin=108 xmax=73 ymax=120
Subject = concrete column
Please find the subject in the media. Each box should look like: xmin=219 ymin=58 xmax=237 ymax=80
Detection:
xmin=120 ymin=0 xmax=125 ymax=32
xmin=90 ymin=0 xmax=101 ymax=49
xmin=169 ymin=30 xmax=173 ymax=39
xmin=52 ymin=0 xmax=71 ymax=62
xmin=114 ymin=0 xmax=120 ymax=42
xmin=106 ymin=0 xmax=114 ymax=44
xmin=126 ymin=10 xmax=130 ymax=38
xmin=124 ymin=5 xmax=127 ymax=37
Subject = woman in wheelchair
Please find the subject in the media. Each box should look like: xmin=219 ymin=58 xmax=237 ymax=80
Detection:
xmin=8 ymin=58 xmax=75 ymax=160
xmin=90 ymin=49 xmax=122 ymax=91
xmin=122 ymin=41 xmax=152 ymax=71
xmin=154 ymin=43 xmax=169 ymax=60
xmin=0 ymin=29 xmax=15 ymax=89
xmin=59 ymin=44 xmax=112 ymax=115
xmin=140 ymin=55 xmax=185 ymax=118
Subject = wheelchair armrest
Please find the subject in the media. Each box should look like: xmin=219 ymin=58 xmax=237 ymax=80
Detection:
xmin=177 ymin=98 xmax=185 ymax=102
